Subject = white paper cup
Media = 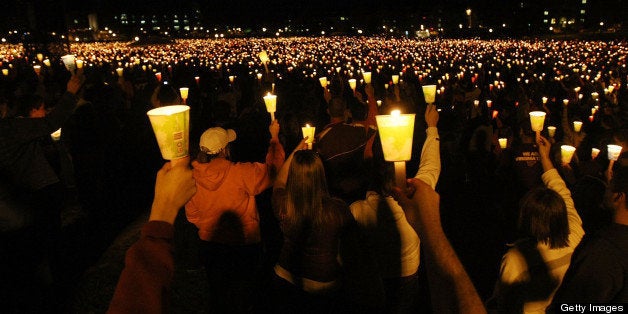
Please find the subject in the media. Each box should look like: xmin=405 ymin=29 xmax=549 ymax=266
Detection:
xmin=498 ymin=138 xmax=507 ymax=149
xmin=422 ymin=85 xmax=437 ymax=104
xmin=147 ymin=105 xmax=190 ymax=160
xmin=529 ymin=111 xmax=546 ymax=132
xmin=61 ymin=54 xmax=76 ymax=72
xmin=607 ymin=145 xmax=623 ymax=161
xmin=560 ymin=145 xmax=576 ymax=164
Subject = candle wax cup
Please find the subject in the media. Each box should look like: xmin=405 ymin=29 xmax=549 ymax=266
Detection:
xmin=302 ymin=125 xmax=315 ymax=144
xmin=560 ymin=145 xmax=576 ymax=164
xmin=422 ymin=85 xmax=436 ymax=104
xmin=147 ymin=105 xmax=190 ymax=160
xmin=263 ymin=94 xmax=277 ymax=113
xmin=376 ymin=114 xmax=415 ymax=161
xmin=529 ymin=111 xmax=546 ymax=132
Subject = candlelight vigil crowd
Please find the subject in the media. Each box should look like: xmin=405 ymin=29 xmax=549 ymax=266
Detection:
xmin=0 ymin=36 xmax=627 ymax=313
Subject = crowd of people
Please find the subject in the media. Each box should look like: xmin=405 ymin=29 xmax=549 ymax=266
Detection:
xmin=0 ymin=36 xmax=627 ymax=313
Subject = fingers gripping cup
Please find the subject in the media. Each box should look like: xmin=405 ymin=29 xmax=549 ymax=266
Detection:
xmin=147 ymin=105 xmax=190 ymax=160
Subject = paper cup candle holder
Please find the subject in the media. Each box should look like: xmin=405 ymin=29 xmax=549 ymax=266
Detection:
xmin=376 ymin=110 xmax=415 ymax=188
xmin=147 ymin=105 xmax=190 ymax=160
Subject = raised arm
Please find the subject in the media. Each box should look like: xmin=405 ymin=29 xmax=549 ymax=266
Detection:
xmin=393 ymin=179 xmax=486 ymax=314
xmin=414 ymin=104 xmax=441 ymax=189
xmin=536 ymin=135 xmax=585 ymax=247
xmin=265 ymin=119 xmax=286 ymax=180
xmin=274 ymin=138 xmax=308 ymax=191
xmin=108 ymin=158 xmax=196 ymax=314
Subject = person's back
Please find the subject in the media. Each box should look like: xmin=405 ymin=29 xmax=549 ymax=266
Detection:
xmin=489 ymin=135 xmax=584 ymax=314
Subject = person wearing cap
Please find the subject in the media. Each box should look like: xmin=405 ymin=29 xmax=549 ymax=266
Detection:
xmin=185 ymin=120 xmax=285 ymax=313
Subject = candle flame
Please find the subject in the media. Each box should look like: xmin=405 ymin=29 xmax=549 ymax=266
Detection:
xmin=391 ymin=110 xmax=401 ymax=117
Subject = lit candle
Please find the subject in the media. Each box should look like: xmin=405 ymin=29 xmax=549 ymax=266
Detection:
xmin=33 ymin=65 xmax=41 ymax=76
xmin=591 ymin=92 xmax=599 ymax=101
xmin=76 ymin=59 xmax=84 ymax=69
xmin=146 ymin=105 xmax=191 ymax=160
xmin=560 ymin=145 xmax=576 ymax=164
xmin=50 ymin=128 xmax=62 ymax=141
xmin=376 ymin=110 xmax=416 ymax=188
xmin=61 ymin=54 xmax=76 ymax=73
xmin=486 ymin=100 xmax=493 ymax=108
xmin=392 ymin=75 xmax=399 ymax=84
xmin=179 ymin=87 xmax=189 ymax=103
xmin=529 ymin=111 xmax=546 ymax=136
xmin=155 ymin=72 xmax=162 ymax=82
xmin=563 ymin=99 xmax=569 ymax=106
xmin=1 ymin=69 xmax=7 ymax=76
xmin=473 ymin=100 xmax=480 ymax=107
xmin=547 ymin=126 xmax=556 ymax=138
xmin=498 ymin=138 xmax=507 ymax=149
xmin=591 ymin=148 xmax=600 ymax=159
xmin=259 ymin=51 xmax=269 ymax=64
xmin=195 ymin=76 xmax=200 ymax=85
xmin=348 ymin=79 xmax=357 ymax=91
xmin=376 ymin=100 xmax=382 ymax=107
xmin=422 ymin=85 xmax=436 ymax=104
xmin=257 ymin=73 xmax=262 ymax=81
xmin=302 ymin=124 xmax=315 ymax=149
xmin=36 ymin=53 xmax=43 ymax=62
xmin=229 ymin=75 xmax=235 ymax=83
xmin=363 ymin=72 xmax=372 ymax=84
xmin=319 ymin=77 xmax=328 ymax=88
xmin=542 ymin=96 xmax=548 ymax=104
xmin=116 ymin=67 xmax=124 ymax=77
xmin=573 ymin=121 xmax=583 ymax=132
xmin=43 ymin=59 xmax=51 ymax=67
xmin=492 ymin=110 xmax=499 ymax=120
xmin=263 ymin=93 xmax=277 ymax=121
xmin=608 ymin=145 xmax=623 ymax=161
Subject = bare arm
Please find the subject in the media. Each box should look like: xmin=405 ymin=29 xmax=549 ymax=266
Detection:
xmin=393 ymin=179 xmax=487 ymax=314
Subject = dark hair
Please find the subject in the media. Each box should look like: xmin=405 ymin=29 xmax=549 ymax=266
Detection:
xmin=327 ymin=97 xmax=347 ymax=118
xmin=16 ymin=94 xmax=43 ymax=117
xmin=151 ymin=84 xmax=181 ymax=107
xmin=518 ymin=187 xmax=569 ymax=249
xmin=610 ymin=163 xmax=628 ymax=207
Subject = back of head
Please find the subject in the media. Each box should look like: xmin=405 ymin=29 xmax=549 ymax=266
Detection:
xmin=328 ymin=96 xmax=347 ymax=119
xmin=151 ymin=84 xmax=182 ymax=108
xmin=16 ymin=94 xmax=43 ymax=118
xmin=609 ymin=162 xmax=628 ymax=211
xmin=286 ymin=150 xmax=330 ymax=225
xmin=518 ymin=187 xmax=569 ymax=249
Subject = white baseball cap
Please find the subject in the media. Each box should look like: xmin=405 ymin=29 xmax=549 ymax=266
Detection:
xmin=199 ymin=127 xmax=236 ymax=154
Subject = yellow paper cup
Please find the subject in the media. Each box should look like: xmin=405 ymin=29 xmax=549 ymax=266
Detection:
xmin=147 ymin=105 xmax=190 ymax=160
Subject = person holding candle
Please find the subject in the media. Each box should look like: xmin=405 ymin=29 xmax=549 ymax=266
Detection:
xmin=549 ymin=162 xmax=628 ymax=306
xmin=271 ymin=139 xmax=356 ymax=313
xmin=0 ymin=72 xmax=84 ymax=312
xmin=108 ymin=158 xmax=197 ymax=314
xmin=185 ymin=120 xmax=285 ymax=313
xmin=488 ymin=135 xmax=584 ymax=313
xmin=348 ymin=103 xmax=440 ymax=313
xmin=316 ymin=95 xmax=376 ymax=203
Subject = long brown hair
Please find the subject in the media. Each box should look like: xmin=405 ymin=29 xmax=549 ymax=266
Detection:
xmin=284 ymin=150 xmax=335 ymax=226
xmin=518 ymin=187 xmax=569 ymax=249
